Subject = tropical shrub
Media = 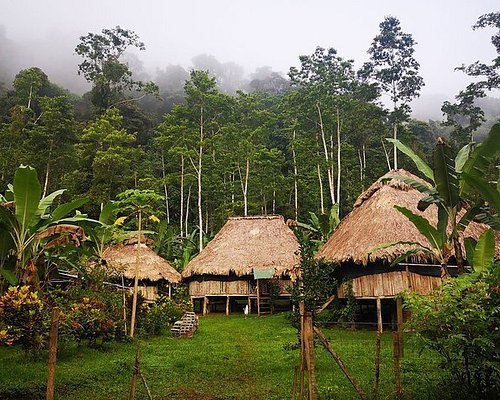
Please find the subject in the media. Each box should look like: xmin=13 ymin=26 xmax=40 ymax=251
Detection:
xmin=47 ymin=286 xmax=126 ymax=346
xmin=138 ymin=295 xmax=192 ymax=336
xmin=0 ymin=286 xmax=47 ymax=351
xmin=405 ymin=272 xmax=500 ymax=399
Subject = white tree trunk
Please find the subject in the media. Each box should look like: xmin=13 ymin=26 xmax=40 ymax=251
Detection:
xmin=198 ymin=107 xmax=204 ymax=251
xmin=185 ymin=184 xmax=191 ymax=236
xmin=292 ymin=130 xmax=299 ymax=221
xmin=42 ymin=144 xmax=53 ymax=198
xmin=180 ymin=155 xmax=184 ymax=236
xmin=317 ymin=164 xmax=325 ymax=215
xmin=336 ymin=108 xmax=341 ymax=206
xmin=393 ymin=122 xmax=398 ymax=170
xmin=161 ymin=154 xmax=170 ymax=224
xmin=316 ymin=103 xmax=335 ymax=205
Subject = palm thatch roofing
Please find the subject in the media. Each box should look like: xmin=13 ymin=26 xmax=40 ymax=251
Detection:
xmin=181 ymin=215 xmax=301 ymax=278
xmin=104 ymin=242 xmax=181 ymax=283
xmin=316 ymin=169 xmax=500 ymax=266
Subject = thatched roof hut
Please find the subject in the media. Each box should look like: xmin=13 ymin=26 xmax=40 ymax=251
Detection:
xmin=104 ymin=242 xmax=181 ymax=283
xmin=316 ymin=169 xmax=500 ymax=266
xmin=182 ymin=215 xmax=300 ymax=279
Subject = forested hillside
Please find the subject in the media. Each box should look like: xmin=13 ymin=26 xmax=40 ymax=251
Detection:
xmin=0 ymin=14 xmax=499 ymax=250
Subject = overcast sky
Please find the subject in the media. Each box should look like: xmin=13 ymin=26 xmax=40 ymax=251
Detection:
xmin=1 ymin=0 xmax=499 ymax=118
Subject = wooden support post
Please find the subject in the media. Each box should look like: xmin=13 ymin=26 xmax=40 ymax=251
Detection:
xmin=203 ymin=296 xmax=208 ymax=316
xmin=376 ymin=298 xmax=383 ymax=333
xmin=303 ymin=312 xmax=318 ymax=400
xmin=247 ymin=297 xmax=252 ymax=315
xmin=226 ymin=296 xmax=230 ymax=316
xmin=46 ymin=307 xmax=60 ymax=400
xmin=314 ymin=326 xmax=367 ymax=400
xmin=405 ymin=266 xmax=412 ymax=291
xmin=257 ymin=280 xmax=261 ymax=317
xmin=168 ymin=282 xmax=172 ymax=298
xmin=393 ymin=331 xmax=403 ymax=400
xmin=129 ymin=346 xmax=140 ymax=400
xmin=396 ymin=297 xmax=404 ymax=357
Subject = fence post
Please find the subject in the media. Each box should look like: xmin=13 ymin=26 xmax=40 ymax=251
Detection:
xmin=303 ymin=311 xmax=318 ymax=400
xmin=129 ymin=345 xmax=140 ymax=400
xmin=46 ymin=307 xmax=60 ymax=400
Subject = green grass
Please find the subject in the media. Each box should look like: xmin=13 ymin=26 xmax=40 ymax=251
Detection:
xmin=0 ymin=315 xmax=443 ymax=400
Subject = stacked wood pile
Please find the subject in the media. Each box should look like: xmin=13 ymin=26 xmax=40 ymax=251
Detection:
xmin=170 ymin=312 xmax=199 ymax=337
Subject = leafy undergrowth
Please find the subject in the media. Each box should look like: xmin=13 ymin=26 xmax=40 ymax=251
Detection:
xmin=0 ymin=315 xmax=443 ymax=400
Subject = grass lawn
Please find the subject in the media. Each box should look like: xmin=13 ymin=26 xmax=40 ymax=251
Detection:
xmin=0 ymin=314 xmax=443 ymax=400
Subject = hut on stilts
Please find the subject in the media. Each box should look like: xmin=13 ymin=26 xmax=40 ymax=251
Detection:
xmin=181 ymin=215 xmax=300 ymax=316
xmin=103 ymin=237 xmax=181 ymax=302
xmin=316 ymin=169 xmax=500 ymax=330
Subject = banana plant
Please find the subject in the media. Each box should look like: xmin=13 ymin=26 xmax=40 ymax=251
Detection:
xmin=379 ymin=124 xmax=500 ymax=277
xmin=289 ymin=205 xmax=340 ymax=246
xmin=0 ymin=165 xmax=97 ymax=286
xmin=464 ymin=228 xmax=497 ymax=274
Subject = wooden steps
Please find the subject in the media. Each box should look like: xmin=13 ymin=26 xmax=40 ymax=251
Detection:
xmin=170 ymin=312 xmax=199 ymax=337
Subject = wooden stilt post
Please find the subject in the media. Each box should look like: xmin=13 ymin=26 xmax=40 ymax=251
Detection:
xmin=257 ymin=280 xmax=261 ymax=317
xmin=168 ymin=282 xmax=172 ymax=298
xmin=203 ymin=296 xmax=208 ymax=316
xmin=376 ymin=298 xmax=383 ymax=333
xmin=46 ymin=307 xmax=60 ymax=400
xmin=247 ymin=297 xmax=252 ymax=315
xmin=226 ymin=296 xmax=230 ymax=316
xmin=396 ymin=297 xmax=404 ymax=357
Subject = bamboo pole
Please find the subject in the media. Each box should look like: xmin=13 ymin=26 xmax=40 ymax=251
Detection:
xmin=130 ymin=209 xmax=142 ymax=337
xmin=46 ymin=307 xmax=60 ymax=400
xmin=314 ymin=326 xmax=367 ymax=400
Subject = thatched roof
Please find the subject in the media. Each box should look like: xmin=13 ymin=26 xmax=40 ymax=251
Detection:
xmin=316 ymin=169 xmax=500 ymax=266
xmin=181 ymin=215 xmax=301 ymax=278
xmin=104 ymin=242 xmax=181 ymax=283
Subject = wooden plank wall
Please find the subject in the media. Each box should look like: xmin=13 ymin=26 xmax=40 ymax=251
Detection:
xmin=338 ymin=271 xmax=442 ymax=298
xmin=189 ymin=278 xmax=292 ymax=296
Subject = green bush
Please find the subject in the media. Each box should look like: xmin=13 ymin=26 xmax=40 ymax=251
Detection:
xmin=405 ymin=272 xmax=500 ymax=399
xmin=138 ymin=295 xmax=192 ymax=336
xmin=0 ymin=286 xmax=47 ymax=352
xmin=49 ymin=286 xmax=126 ymax=346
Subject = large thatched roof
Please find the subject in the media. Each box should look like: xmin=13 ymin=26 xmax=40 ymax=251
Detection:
xmin=181 ymin=215 xmax=301 ymax=278
xmin=104 ymin=242 xmax=181 ymax=283
xmin=316 ymin=169 xmax=500 ymax=266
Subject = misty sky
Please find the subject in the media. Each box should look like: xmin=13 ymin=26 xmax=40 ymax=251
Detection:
xmin=1 ymin=0 xmax=499 ymax=118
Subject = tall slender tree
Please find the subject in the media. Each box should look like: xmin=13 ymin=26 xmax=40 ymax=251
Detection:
xmin=362 ymin=16 xmax=424 ymax=170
